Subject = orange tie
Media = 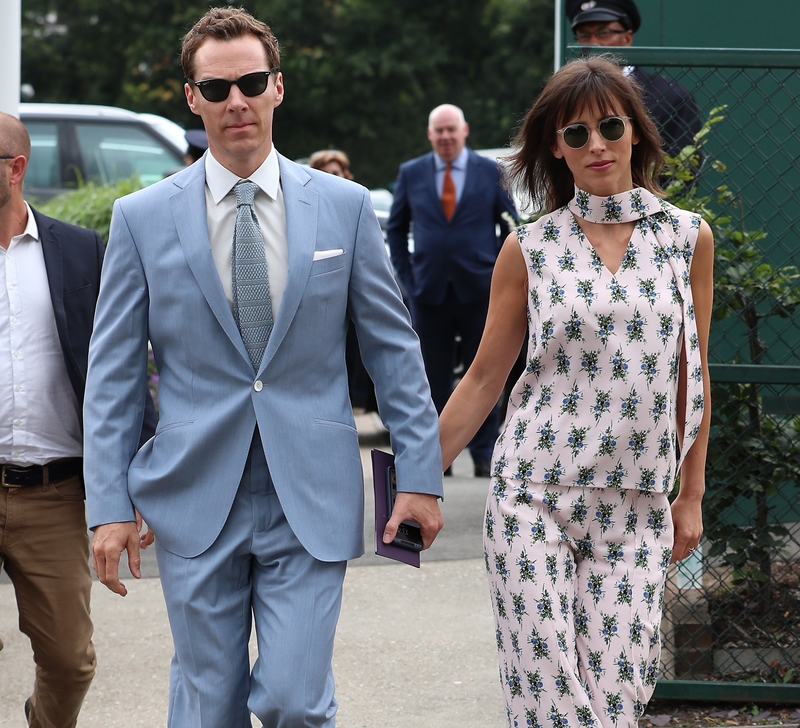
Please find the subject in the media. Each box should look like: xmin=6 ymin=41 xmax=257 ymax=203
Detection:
xmin=441 ymin=164 xmax=456 ymax=221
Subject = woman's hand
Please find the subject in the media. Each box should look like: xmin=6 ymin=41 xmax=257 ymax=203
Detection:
xmin=669 ymin=491 xmax=703 ymax=563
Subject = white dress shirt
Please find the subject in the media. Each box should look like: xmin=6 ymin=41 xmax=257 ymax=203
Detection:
xmin=0 ymin=203 xmax=82 ymax=465
xmin=204 ymin=147 xmax=288 ymax=317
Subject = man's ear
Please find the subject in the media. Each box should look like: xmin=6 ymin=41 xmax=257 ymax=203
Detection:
xmin=9 ymin=155 xmax=28 ymax=187
xmin=185 ymin=82 xmax=201 ymax=116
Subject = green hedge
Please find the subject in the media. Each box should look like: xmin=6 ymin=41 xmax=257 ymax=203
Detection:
xmin=37 ymin=178 xmax=141 ymax=244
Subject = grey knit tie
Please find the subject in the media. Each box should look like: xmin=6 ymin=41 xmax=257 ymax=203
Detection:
xmin=231 ymin=179 xmax=273 ymax=370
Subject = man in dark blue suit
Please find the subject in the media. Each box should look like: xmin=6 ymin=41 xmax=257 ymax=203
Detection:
xmin=0 ymin=112 xmax=156 ymax=726
xmin=388 ymin=104 xmax=517 ymax=477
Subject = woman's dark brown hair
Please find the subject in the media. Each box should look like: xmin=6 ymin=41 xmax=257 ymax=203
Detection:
xmin=506 ymin=55 xmax=663 ymax=214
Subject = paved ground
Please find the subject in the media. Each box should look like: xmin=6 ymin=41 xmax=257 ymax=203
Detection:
xmin=0 ymin=414 xmax=508 ymax=727
xmin=2 ymin=414 xmax=798 ymax=725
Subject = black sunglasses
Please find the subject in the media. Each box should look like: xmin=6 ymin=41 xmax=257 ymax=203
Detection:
xmin=556 ymin=116 xmax=631 ymax=149
xmin=574 ymin=28 xmax=629 ymax=43
xmin=188 ymin=68 xmax=279 ymax=103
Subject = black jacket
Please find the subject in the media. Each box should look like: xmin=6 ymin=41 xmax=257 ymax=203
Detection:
xmin=633 ymin=67 xmax=701 ymax=156
xmin=34 ymin=207 xmax=157 ymax=446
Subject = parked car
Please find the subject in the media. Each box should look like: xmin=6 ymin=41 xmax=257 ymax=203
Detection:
xmin=20 ymin=103 xmax=188 ymax=201
xmin=474 ymin=146 xmax=531 ymax=218
xmin=369 ymin=187 xmax=393 ymax=240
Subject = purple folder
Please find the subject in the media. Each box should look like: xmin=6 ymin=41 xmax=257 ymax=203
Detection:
xmin=371 ymin=449 xmax=421 ymax=568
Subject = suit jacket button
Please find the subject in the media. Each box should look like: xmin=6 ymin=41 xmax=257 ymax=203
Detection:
xmin=254 ymin=380 xmax=263 ymax=392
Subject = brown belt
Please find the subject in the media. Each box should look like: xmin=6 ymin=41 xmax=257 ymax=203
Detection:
xmin=0 ymin=459 xmax=83 ymax=488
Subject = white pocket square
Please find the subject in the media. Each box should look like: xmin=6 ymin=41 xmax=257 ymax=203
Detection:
xmin=313 ymin=248 xmax=345 ymax=261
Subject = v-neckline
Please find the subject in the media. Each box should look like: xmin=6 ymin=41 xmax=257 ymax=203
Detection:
xmin=573 ymin=216 xmax=635 ymax=277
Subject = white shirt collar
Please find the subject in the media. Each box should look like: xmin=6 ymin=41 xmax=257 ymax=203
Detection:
xmin=434 ymin=146 xmax=469 ymax=172
xmin=204 ymin=145 xmax=281 ymax=205
xmin=18 ymin=202 xmax=40 ymax=243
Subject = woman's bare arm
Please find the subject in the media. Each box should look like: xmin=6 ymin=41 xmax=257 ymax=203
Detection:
xmin=672 ymin=218 xmax=714 ymax=562
xmin=440 ymin=232 xmax=529 ymax=470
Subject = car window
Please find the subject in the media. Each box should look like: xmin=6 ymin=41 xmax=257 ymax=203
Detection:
xmin=74 ymin=122 xmax=183 ymax=187
xmin=25 ymin=121 xmax=60 ymax=189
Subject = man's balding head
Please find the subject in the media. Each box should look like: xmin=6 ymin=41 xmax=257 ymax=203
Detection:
xmin=0 ymin=113 xmax=31 ymax=162
xmin=0 ymin=113 xmax=32 ymax=224
xmin=427 ymin=104 xmax=469 ymax=163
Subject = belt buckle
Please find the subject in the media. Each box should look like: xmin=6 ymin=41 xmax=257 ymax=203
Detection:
xmin=1 ymin=466 xmax=24 ymax=488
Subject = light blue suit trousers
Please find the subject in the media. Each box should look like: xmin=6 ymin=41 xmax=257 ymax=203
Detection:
xmin=157 ymin=432 xmax=345 ymax=727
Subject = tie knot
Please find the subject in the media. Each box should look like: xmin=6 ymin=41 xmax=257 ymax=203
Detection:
xmin=234 ymin=179 xmax=258 ymax=207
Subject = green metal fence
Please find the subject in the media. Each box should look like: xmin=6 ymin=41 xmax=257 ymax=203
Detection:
xmin=568 ymin=46 xmax=800 ymax=702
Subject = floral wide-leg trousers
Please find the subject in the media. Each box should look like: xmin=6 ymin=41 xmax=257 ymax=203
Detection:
xmin=484 ymin=479 xmax=674 ymax=728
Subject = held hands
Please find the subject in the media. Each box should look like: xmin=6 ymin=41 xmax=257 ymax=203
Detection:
xmin=92 ymin=512 xmax=154 ymax=596
xmin=383 ymin=492 xmax=443 ymax=550
xmin=670 ymin=492 xmax=704 ymax=564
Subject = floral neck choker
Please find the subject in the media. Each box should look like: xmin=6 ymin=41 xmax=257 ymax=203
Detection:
xmin=567 ymin=186 xmax=661 ymax=224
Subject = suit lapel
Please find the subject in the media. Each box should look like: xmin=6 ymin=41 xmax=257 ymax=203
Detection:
xmin=36 ymin=209 xmax=74 ymax=370
xmin=425 ymin=153 xmax=446 ymax=223
xmin=258 ymin=155 xmax=317 ymax=373
xmin=169 ymin=166 xmax=251 ymax=365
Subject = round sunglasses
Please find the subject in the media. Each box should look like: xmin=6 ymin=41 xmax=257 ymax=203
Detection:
xmin=188 ymin=68 xmax=279 ymax=103
xmin=555 ymin=116 xmax=631 ymax=149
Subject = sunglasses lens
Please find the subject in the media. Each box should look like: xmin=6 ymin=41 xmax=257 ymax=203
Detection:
xmin=195 ymin=72 xmax=270 ymax=102
xmin=237 ymin=72 xmax=269 ymax=97
xmin=199 ymin=80 xmax=231 ymax=103
xmin=600 ymin=117 xmax=626 ymax=142
xmin=563 ymin=124 xmax=589 ymax=149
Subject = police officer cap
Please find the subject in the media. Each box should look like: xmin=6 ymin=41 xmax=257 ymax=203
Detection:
xmin=184 ymin=129 xmax=209 ymax=151
xmin=566 ymin=0 xmax=641 ymax=33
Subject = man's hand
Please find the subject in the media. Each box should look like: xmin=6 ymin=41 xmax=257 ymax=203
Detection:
xmin=92 ymin=521 xmax=143 ymax=596
xmin=135 ymin=509 xmax=155 ymax=549
xmin=383 ymin=492 xmax=443 ymax=550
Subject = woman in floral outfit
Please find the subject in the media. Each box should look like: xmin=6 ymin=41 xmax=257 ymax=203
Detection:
xmin=439 ymin=56 xmax=713 ymax=728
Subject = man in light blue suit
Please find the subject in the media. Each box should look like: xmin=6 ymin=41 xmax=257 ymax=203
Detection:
xmin=83 ymin=8 xmax=443 ymax=727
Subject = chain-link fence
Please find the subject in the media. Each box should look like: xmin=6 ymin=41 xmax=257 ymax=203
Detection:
xmin=568 ymin=46 xmax=800 ymax=700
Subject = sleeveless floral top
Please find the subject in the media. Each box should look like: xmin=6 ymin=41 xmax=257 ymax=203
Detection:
xmin=494 ymin=186 xmax=704 ymax=494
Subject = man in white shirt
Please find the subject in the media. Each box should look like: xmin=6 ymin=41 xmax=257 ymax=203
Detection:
xmin=84 ymin=8 xmax=443 ymax=727
xmin=0 ymin=112 xmax=156 ymax=727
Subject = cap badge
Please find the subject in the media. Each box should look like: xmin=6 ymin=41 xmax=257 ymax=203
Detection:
xmin=580 ymin=1 xmax=597 ymax=9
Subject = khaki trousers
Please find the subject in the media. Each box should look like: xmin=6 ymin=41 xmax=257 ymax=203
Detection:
xmin=0 ymin=474 xmax=96 ymax=728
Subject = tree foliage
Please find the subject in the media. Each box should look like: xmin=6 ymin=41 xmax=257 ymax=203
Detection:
xmin=665 ymin=110 xmax=800 ymax=614
xmin=22 ymin=0 xmax=553 ymax=187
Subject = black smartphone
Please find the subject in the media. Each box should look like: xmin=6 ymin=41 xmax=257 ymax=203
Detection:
xmin=386 ymin=465 xmax=424 ymax=552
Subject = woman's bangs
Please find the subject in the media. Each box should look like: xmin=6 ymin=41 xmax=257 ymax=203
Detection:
xmin=556 ymin=76 xmax=628 ymax=128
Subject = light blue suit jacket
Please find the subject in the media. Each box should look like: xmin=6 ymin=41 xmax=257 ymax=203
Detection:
xmin=84 ymin=155 xmax=442 ymax=561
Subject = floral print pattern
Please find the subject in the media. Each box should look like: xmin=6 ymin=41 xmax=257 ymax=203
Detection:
xmin=497 ymin=187 xmax=703 ymax=496
xmin=486 ymin=481 xmax=673 ymax=728
xmin=485 ymin=186 xmax=705 ymax=728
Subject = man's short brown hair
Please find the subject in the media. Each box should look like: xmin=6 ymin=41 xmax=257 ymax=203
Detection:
xmin=181 ymin=6 xmax=280 ymax=80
